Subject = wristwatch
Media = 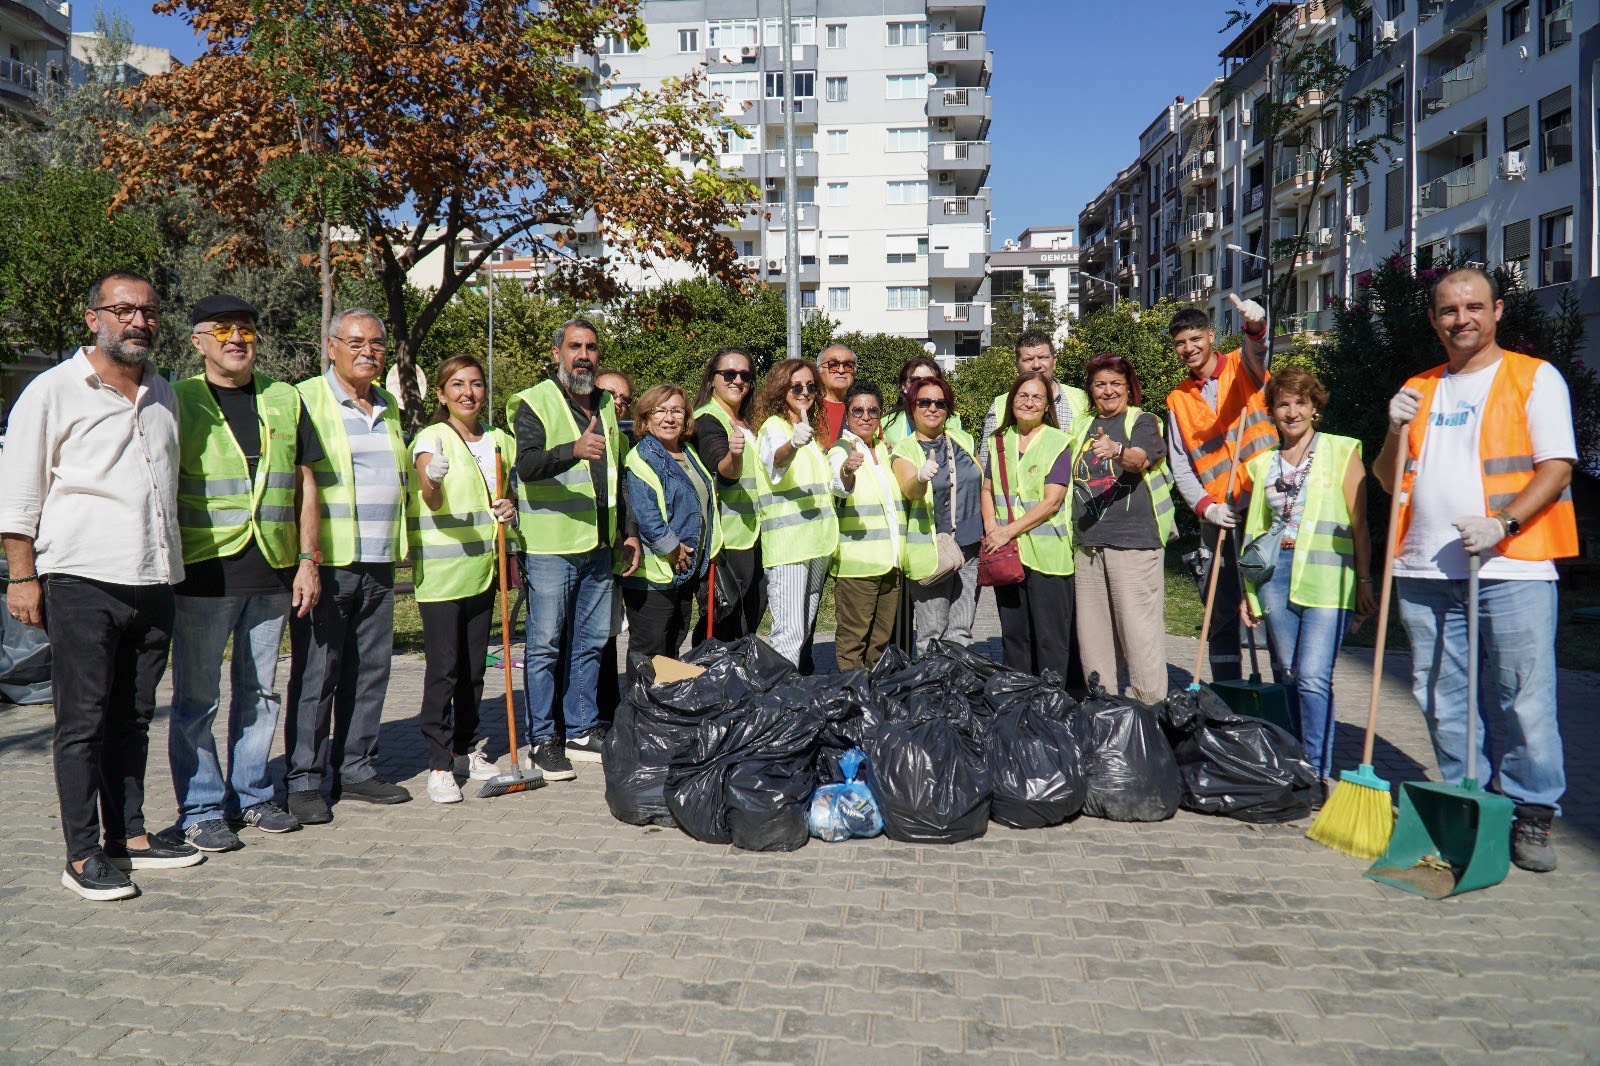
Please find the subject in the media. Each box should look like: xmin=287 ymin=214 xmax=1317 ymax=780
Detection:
xmin=298 ymin=551 xmax=322 ymax=565
xmin=1495 ymin=511 xmax=1521 ymax=537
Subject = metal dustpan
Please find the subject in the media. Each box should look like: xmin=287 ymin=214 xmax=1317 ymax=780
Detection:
xmin=1366 ymin=554 xmax=1513 ymax=898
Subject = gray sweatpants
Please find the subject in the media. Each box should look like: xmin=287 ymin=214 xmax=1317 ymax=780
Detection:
xmin=908 ymin=545 xmax=979 ymax=656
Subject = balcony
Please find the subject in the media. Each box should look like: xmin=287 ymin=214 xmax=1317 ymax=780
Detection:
xmin=1181 ymin=149 xmax=1217 ymax=187
xmin=929 ymin=191 xmax=989 ymax=227
xmin=1183 ymin=274 xmax=1216 ymax=302
xmin=1419 ymin=53 xmax=1486 ymax=118
xmin=1 ymin=0 xmax=70 ymax=43
xmin=1181 ymin=212 xmax=1216 ymax=247
xmin=765 ymin=202 xmax=819 ymax=230
xmin=928 ymin=250 xmax=986 ymax=280
xmin=929 ymin=139 xmax=991 ymax=176
xmin=1272 ymin=151 xmax=1323 ymax=201
xmin=1280 ymin=310 xmax=1330 ymax=336
xmin=929 ymin=302 xmax=990 ymax=333
xmin=0 ymin=58 xmax=40 ymax=99
xmin=1418 ymin=158 xmax=1489 ymax=217
xmin=928 ymin=31 xmax=989 ymax=68
xmin=718 ymin=202 xmax=766 ymax=233
xmin=926 ymin=0 xmax=986 ymax=32
xmin=764 ymin=258 xmax=820 ymax=285
xmin=1180 ymin=94 xmax=1213 ymax=133
xmin=741 ymin=97 xmax=816 ymax=128
xmin=928 ymin=86 xmax=992 ymax=137
xmin=751 ymin=149 xmax=817 ymax=180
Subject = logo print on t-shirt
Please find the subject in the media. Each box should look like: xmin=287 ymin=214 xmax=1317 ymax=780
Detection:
xmin=1430 ymin=400 xmax=1479 ymax=429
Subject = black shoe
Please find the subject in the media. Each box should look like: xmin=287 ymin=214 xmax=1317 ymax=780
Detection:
xmin=1511 ymin=804 xmax=1557 ymax=873
xmin=565 ymin=728 xmax=607 ymax=763
xmin=105 ymin=833 xmax=205 ymax=871
xmin=287 ymin=789 xmax=334 ymax=825
xmin=62 ymin=852 xmax=137 ymax=901
xmin=532 ymin=738 xmax=577 ymax=781
xmin=340 ymin=776 xmax=412 ymax=805
xmin=237 ymin=802 xmax=300 ymax=834
xmin=184 ymin=819 xmax=243 ymax=853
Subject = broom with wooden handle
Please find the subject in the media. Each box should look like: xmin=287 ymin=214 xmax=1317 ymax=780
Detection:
xmin=1306 ymin=438 xmax=1403 ymax=858
xmin=478 ymin=451 xmax=545 ymax=798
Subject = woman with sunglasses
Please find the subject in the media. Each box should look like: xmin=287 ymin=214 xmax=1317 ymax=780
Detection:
xmin=827 ymin=382 xmax=904 ymax=671
xmin=891 ymin=376 xmax=984 ymax=654
xmin=691 ymin=348 xmax=767 ymax=642
xmin=884 ymin=356 xmax=964 ymax=447
xmin=753 ymin=358 xmax=839 ymax=671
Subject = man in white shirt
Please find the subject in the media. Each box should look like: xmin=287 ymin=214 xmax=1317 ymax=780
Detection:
xmin=1377 ymin=267 xmax=1577 ymax=873
xmin=0 ymin=271 xmax=204 ymax=901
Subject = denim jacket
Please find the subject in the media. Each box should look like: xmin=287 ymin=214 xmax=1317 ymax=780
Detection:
xmin=622 ymin=434 xmax=714 ymax=589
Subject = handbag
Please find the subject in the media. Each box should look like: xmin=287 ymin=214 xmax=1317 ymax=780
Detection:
xmin=977 ymin=432 xmax=1026 ymax=588
xmin=917 ymin=437 xmax=967 ymax=587
xmin=1238 ymin=433 xmax=1317 ymax=587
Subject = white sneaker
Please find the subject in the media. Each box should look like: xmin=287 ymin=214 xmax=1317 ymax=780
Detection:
xmin=427 ymin=770 xmax=463 ymax=804
xmin=455 ymin=751 xmax=499 ymax=781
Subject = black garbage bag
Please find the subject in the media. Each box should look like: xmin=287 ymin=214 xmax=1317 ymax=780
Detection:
xmin=0 ymin=556 xmax=50 ymax=705
xmin=685 ymin=634 xmax=795 ymax=693
xmin=1160 ymin=685 xmax=1319 ymax=823
xmin=1080 ymin=676 xmax=1181 ymax=822
xmin=985 ymin=671 xmax=1086 ymax=829
xmin=869 ymin=639 xmax=999 ymax=713
xmin=863 ymin=691 xmax=990 ymax=844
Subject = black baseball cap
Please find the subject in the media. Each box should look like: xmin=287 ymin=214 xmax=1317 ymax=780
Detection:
xmin=189 ymin=294 xmax=259 ymax=325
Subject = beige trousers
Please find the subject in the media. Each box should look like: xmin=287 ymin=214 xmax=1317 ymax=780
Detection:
xmin=1073 ymin=546 xmax=1168 ymax=704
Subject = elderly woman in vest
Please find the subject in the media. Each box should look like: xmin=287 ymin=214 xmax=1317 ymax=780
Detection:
xmin=1067 ymin=352 xmax=1176 ymax=704
xmin=691 ymin=347 xmax=767 ymax=643
xmin=754 ymin=358 xmax=840 ymax=672
xmin=410 ymin=355 xmax=518 ymax=804
xmin=890 ymin=375 xmax=983 ymax=654
xmin=982 ymin=371 xmax=1077 ymax=677
xmin=1241 ymin=368 xmax=1375 ymax=792
xmin=827 ymin=382 xmax=904 ymax=671
xmin=621 ymin=385 xmax=719 ymax=680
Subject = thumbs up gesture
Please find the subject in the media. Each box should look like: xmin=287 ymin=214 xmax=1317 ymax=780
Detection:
xmin=1228 ymin=292 xmax=1267 ymax=335
xmin=843 ymin=447 xmax=866 ymax=474
xmin=1090 ymin=426 xmax=1120 ymax=463
xmin=572 ymin=415 xmax=606 ymax=461
xmin=727 ymin=425 xmax=746 ymax=457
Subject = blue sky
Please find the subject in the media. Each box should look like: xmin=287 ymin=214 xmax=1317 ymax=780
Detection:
xmin=100 ymin=1 xmax=1233 ymax=238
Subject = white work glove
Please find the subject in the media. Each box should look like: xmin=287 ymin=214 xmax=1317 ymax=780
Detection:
xmin=424 ymin=443 xmax=450 ymax=483
xmin=916 ymin=458 xmax=939 ymax=483
xmin=1388 ymin=386 xmax=1422 ymax=431
xmin=1453 ymin=515 xmax=1505 ymax=554
xmin=790 ymin=422 xmax=814 ymax=447
xmin=1205 ymin=501 xmax=1240 ymax=529
xmin=1228 ymin=293 xmax=1266 ymax=333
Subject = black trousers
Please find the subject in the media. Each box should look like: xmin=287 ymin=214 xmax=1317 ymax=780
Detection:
xmin=1197 ymin=530 xmax=1244 ymax=683
xmin=418 ymin=588 xmax=494 ymax=770
xmin=43 ymin=576 xmax=174 ymax=861
xmin=624 ymin=583 xmax=695 ymax=685
xmin=995 ymin=569 xmax=1075 ymax=679
xmin=694 ymin=544 xmax=767 ymax=646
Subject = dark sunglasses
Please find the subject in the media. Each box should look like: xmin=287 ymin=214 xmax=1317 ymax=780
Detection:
xmin=915 ymin=398 xmax=949 ymax=411
xmin=716 ymin=368 xmax=753 ymax=383
xmin=849 ymin=406 xmax=881 ymax=419
xmin=789 ymin=382 xmax=818 ymax=396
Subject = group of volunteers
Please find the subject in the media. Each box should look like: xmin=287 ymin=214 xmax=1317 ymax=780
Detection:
xmin=0 ymin=265 xmax=1576 ymax=903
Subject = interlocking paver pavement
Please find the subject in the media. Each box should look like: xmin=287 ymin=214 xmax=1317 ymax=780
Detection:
xmin=2 ymin=593 xmax=1598 ymax=1065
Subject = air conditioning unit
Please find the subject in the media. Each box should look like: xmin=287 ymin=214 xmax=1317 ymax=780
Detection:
xmin=933 ymin=63 xmax=949 ymax=77
xmin=767 ymin=258 xmax=783 ymax=271
xmin=1202 ymin=149 xmax=1216 ymax=165
xmin=1497 ymin=150 xmax=1527 ymax=179
xmin=1348 ymin=214 xmax=1367 ymax=236
xmin=1314 ymin=227 xmax=1334 ymax=247
xmin=1376 ymin=20 xmax=1398 ymax=44
xmin=719 ymin=50 xmax=741 ymax=63
xmin=1240 ymin=108 xmax=1252 ymax=128
xmin=739 ymin=44 xmax=759 ymax=59
xmin=938 ymin=171 xmax=951 ymax=183
xmin=936 ymin=117 xmax=952 ymax=130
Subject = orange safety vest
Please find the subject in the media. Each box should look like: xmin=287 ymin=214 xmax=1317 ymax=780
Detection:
xmin=1166 ymin=348 xmax=1275 ymax=505
xmin=1398 ymin=350 xmax=1578 ymax=562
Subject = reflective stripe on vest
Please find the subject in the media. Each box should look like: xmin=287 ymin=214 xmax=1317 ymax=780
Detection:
xmin=693 ymin=401 xmax=764 ymax=551
xmin=175 ymin=374 xmax=301 ymax=568
xmin=506 ymin=379 xmax=621 ymax=555
xmin=296 ymin=376 xmax=411 ymax=568
xmin=1166 ymin=348 xmax=1274 ymax=505
xmin=407 ymin=426 xmax=515 ymax=602
xmin=757 ymin=416 xmax=839 ymax=566
xmin=829 ymin=438 xmax=902 ymax=579
xmin=1063 ymin=406 xmax=1178 ymax=545
xmin=623 ymin=445 xmax=723 ymax=586
xmin=1242 ymin=433 xmax=1362 ymax=614
xmin=1398 ymin=351 xmax=1578 ymax=562
xmin=988 ymin=425 xmax=1074 ymax=576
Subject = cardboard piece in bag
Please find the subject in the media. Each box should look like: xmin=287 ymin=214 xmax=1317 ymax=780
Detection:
xmin=652 ymin=655 xmax=705 ymax=683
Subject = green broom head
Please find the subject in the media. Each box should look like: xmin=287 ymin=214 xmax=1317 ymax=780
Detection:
xmin=1339 ymin=764 xmax=1389 ymax=792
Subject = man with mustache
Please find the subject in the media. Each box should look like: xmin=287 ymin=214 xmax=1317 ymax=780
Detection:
xmin=508 ymin=319 xmax=639 ymax=779
xmin=1377 ymin=267 xmax=1576 ymax=874
xmin=0 ymin=271 xmax=204 ymax=900
xmin=282 ymin=308 xmax=415 ymax=825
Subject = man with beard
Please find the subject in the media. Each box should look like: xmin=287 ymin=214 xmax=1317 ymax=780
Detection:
xmin=282 ymin=309 xmax=414 ymax=825
xmin=508 ymin=319 xmax=639 ymax=778
xmin=0 ymin=271 xmax=204 ymax=900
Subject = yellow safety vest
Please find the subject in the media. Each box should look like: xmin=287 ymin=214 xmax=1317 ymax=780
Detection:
xmin=693 ymin=400 xmax=765 ymax=552
xmin=408 ymin=425 xmax=518 ymax=603
xmin=757 ymin=416 xmax=839 ymax=567
xmin=883 ymin=408 xmax=965 ymax=447
xmin=622 ymin=445 xmax=723 ymax=587
xmin=890 ymin=429 xmax=977 ymax=582
xmin=505 ymin=379 xmax=622 ymax=556
xmin=988 ymin=424 xmax=1075 ymax=576
xmin=1243 ymin=433 xmax=1362 ymax=614
xmin=296 ymin=375 xmax=411 ymax=567
xmin=828 ymin=435 xmax=903 ymax=579
xmin=1063 ymin=406 xmax=1178 ymax=546
xmin=988 ymin=384 xmax=1088 ymax=435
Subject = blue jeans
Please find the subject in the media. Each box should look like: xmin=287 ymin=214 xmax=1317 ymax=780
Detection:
xmin=522 ymin=547 xmax=612 ymax=742
xmin=1255 ymin=549 xmax=1349 ymax=779
xmin=1397 ymin=576 xmax=1565 ymax=811
xmin=169 ymin=593 xmax=291 ymax=827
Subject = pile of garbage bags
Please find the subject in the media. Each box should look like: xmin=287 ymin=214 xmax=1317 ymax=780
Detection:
xmin=605 ymin=637 xmax=1320 ymax=851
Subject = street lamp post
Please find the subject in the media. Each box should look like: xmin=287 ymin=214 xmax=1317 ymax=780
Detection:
xmin=1080 ymin=273 xmax=1119 ymax=313
xmin=1226 ymin=243 xmax=1274 ymax=364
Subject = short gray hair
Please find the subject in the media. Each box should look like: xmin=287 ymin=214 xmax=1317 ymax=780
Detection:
xmin=551 ymin=317 xmax=601 ymax=351
xmin=328 ymin=308 xmax=386 ymax=341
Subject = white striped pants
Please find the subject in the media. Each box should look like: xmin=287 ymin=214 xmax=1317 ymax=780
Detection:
xmin=765 ymin=556 xmax=830 ymax=667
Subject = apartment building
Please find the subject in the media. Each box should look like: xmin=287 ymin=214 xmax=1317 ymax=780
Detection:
xmin=0 ymin=0 xmax=69 ymax=124
xmin=989 ymin=225 xmax=1079 ymax=337
xmin=575 ymin=0 xmax=994 ymax=359
xmin=69 ymin=31 xmax=172 ymax=85
xmin=1076 ymin=163 xmax=1142 ymax=315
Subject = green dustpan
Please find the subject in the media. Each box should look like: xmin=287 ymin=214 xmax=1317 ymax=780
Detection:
xmin=1212 ymin=598 xmax=1297 ymax=734
xmin=1366 ymin=553 xmax=1514 ymax=898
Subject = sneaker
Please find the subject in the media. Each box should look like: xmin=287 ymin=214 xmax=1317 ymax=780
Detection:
xmin=565 ymin=728 xmax=606 ymax=764
xmin=104 ymin=833 xmax=204 ymax=871
xmin=455 ymin=750 xmax=499 ymax=781
xmin=427 ymin=770 xmax=464 ymax=804
xmin=340 ymin=776 xmax=412 ymax=805
xmin=1511 ymin=805 xmax=1557 ymax=873
xmin=184 ymin=819 xmax=243 ymax=853
xmin=287 ymin=789 xmax=333 ymax=826
xmin=62 ymin=852 xmax=137 ymax=902
xmin=238 ymin=802 xmax=300 ymax=834
xmin=532 ymin=738 xmax=577 ymax=782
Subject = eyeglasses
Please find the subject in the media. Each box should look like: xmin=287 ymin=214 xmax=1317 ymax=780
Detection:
xmin=94 ymin=304 xmax=162 ymax=324
xmin=716 ymin=369 xmax=753 ymax=383
xmin=336 ymin=337 xmax=387 ymax=354
xmin=789 ymin=382 xmax=817 ymax=397
xmin=914 ymin=398 xmax=949 ymax=411
xmin=194 ymin=324 xmax=257 ymax=343
xmin=651 ymin=407 xmax=685 ymax=419
xmin=606 ymin=391 xmax=633 ymax=409
xmin=821 ymin=360 xmax=856 ymax=373
xmin=1014 ymin=394 xmax=1047 ymax=408
xmin=848 ymin=406 xmax=881 ymax=419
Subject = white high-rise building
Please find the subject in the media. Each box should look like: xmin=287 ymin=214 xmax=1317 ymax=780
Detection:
xmin=0 ymin=0 xmax=69 ymax=125
xmin=580 ymin=0 xmax=993 ymax=359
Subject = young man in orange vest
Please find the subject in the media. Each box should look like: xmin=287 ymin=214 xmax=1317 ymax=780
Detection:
xmin=1165 ymin=293 xmax=1275 ymax=682
xmin=1377 ymin=267 xmax=1576 ymax=873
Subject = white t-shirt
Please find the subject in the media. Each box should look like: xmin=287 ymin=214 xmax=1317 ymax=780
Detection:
xmin=412 ymin=428 xmax=496 ymax=492
xmin=1394 ymin=360 xmax=1575 ymax=581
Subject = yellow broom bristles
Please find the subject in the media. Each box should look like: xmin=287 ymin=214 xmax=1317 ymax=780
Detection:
xmin=1307 ymin=778 xmax=1395 ymax=860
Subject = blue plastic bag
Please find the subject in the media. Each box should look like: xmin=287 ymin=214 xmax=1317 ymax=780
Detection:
xmin=807 ymin=749 xmax=883 ymax=841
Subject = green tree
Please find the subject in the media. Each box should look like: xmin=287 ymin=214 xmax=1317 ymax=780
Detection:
xmin=990 ymin=289 xmax=1062 ymax=353
xmin=828 ymin=331 xmax=928 ymax=402
xmin=947 ymin=345 xmax=1015 ymax=432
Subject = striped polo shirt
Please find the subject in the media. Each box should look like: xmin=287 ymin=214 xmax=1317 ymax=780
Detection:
xmin=326 ymin=371 xmax=403 ymax=564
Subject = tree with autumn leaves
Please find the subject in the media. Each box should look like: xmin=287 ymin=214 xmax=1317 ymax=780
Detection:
xmin=101 ymin=0 xmax=751 ymax=421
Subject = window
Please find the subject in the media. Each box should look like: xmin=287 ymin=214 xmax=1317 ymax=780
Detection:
xmin=886 ymin=127 xmax=928 ymax=152
xmin=827 ymin=287 xmax=851 ymax=312
xmin=706 ymin=20 xmax=758 ymax=48
xmin=1355 ymin=11 xmax=1375 ymax=62
xmin=1385 ymin=167 xmax=1405 ymax=232
xmin=1539 ymin=89 xmax=1572 ymax=170
xmin=1386 ymin=78 xmax=1405 ymax=136
xmin=826 ymin=23 xmax=846 ymax=48
xmin=1504 ymin=106 xmax=1531 ymax=153
xmin=599 ymin=83 xmax=639 ymax=108
xmin=597 ymin=35 xmax=639 ymax=55
xmin=886 ymin=22 xmax=929 ymax=47
xmin=887 ymin=180 xmax=928 ymax=205
xmin=825 ymin=129 xmax=849 ymax=154
xmin=886 ymin=234 xmax=928 ymax=264
xmin=826 ymin=182 xmax=849 ymax=207
xmin=1540 ymin=209 xmax=1572 ymax=285
xmin=1353 ymin=182 xmax=1371 ymax=217
xmin=800 ymin=289 xmax=817 ymax=309
xmin=707 ymin=73 xmax=760 ymax=111
xmin=1504 ymin=0 xmax=1530 ymax=41
xmin=678 ymin=28 xmax=699 ymax=53
xmin=826 ymin=235 xmax=850 ymax=266
xmin=1541 ymin=0 xmax=1572 ymax=53
xmin=1386 ymin=0 xmax=1405 ymax=17
xmin=886 ymin=286 xmax=930 ymax=311
xmin=1503 ymin=218 xmax=1532 ymax=276
xmin=824 ymin=77 xmax=848 ymax=102
xmin=717 ymin=127 xmax=756 ymax=156
xmin=761 ymin=18 xmax=815 ymax=46
xmin=886 ymin=74 xmax=925 ymax=100
xmin=765 ymin=71 xmax=815 ymax=98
